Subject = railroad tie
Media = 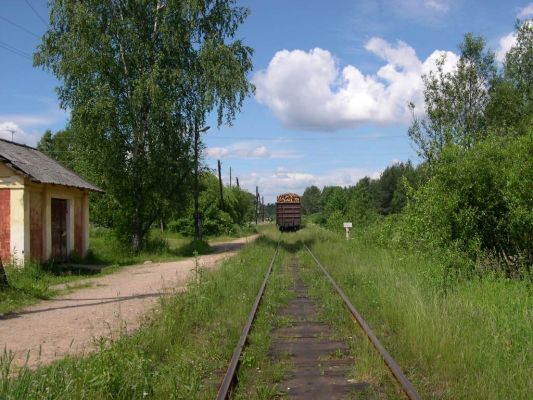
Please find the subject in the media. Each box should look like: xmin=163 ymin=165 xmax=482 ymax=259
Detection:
xmin=268 ymin=257 xmax=369 ymax=399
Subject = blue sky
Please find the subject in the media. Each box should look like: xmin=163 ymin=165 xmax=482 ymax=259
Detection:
xmin=0 ymin=1 xmax=531 ymax=202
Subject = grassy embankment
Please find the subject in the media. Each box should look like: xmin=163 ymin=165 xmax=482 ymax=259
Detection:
xmin=0 ymin=226 xmax=283 ymax=399
xmin=2 ymin=224 xmax=530 ymax=399
xmin=0 ymin=225 xmax=256 ymax=314
xmin=233 ymin=228 xmax=401 ymax=399
xmin=302 ymin=224 xmax=532 ymax=400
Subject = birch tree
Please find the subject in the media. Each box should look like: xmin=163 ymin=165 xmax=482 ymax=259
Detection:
xmin=408 ymin=34 xmax=496 ymax=162
xmin=35 ymin=0 xmax=253 ymax=249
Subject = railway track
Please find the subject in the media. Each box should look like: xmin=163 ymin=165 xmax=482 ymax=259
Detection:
xmin=216 ymin=239 xmax=421 ymax=400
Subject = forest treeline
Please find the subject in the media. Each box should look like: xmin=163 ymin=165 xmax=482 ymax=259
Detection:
xmin=302 ymin=21 xmax=532 ymax=279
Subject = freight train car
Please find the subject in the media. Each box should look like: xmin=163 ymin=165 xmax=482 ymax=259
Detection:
xmin=276 ymin=193 xmax=301 ymax=231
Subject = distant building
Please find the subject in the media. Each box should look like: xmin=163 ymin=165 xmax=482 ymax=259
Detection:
xmin=0 ymin=139 xmax=103 ymax=265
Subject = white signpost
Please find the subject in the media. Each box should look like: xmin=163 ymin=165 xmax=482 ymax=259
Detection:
xmin=343 ymin=222 xmax=352 ymax=240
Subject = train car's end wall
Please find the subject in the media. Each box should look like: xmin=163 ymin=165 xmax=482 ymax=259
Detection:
xmin=276 ymin=202 xmax=301 ymax=230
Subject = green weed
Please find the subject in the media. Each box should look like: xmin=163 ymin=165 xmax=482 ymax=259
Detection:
xmin=0 ymin=232 xmax=277 ymax=399
xmin=303 ymin=225 xmax=532 ymax=399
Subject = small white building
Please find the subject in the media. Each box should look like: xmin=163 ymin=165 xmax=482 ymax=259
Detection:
xmin=0 ymin=139 xmax=103 ymax=264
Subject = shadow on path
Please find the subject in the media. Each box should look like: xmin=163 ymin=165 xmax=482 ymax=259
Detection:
xmin=0 ymin=291 xmax=175 ymax=320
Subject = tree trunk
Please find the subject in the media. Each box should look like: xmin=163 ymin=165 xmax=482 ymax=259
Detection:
xmin=132 ymin=232 xmax=142 ymax=252
xmin=131 ymin=215 xmax=145 ymax=252
xmin=218 ymin=159 xmax=225 ymax=211
xmin=0 ymin=260 xmax=9 ymax=289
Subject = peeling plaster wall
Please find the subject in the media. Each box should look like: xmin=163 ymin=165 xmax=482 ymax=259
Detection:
xmin=74 ymin=196 xmax=83 ymax=255
xmin=29 ymin=190 xmax=43 ymax=262
xmin=9 ymin=185 xmax=27 ymax=264
xmin=0 ymin=161 xmax=92 ymax=264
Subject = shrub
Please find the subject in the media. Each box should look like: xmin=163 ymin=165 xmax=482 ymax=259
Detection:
xmin=404 ymin=131 xmax=532 ymax=271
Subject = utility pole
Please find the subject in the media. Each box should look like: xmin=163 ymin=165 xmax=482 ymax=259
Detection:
xmin=229 ymin=167 xmax=232 ymax=189
xmin=236 ymin=177 xmax=240 ymax=189
xmin=194 ymin=125 xmax=210 ymax=241
xmin=255 ymin=186 xmax=259 ymax=225
xmin=262 ymin=195 xmax=265 ymax=222
xmin=217 ymin=159 xmax=225 ymax=211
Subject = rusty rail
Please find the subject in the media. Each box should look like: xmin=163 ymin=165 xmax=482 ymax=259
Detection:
xmin=304 ymin=244 xmax=422 ymax=400
xmin=215 ymin=241 xmax=280 ymax=400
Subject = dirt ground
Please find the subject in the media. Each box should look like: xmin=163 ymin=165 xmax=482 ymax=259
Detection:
xmin=0 ymin=235 xmax=258 ymax=369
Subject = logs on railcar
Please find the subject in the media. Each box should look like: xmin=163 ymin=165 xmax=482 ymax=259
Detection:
xmin=276 ymin=193 xmax=300 ymax=203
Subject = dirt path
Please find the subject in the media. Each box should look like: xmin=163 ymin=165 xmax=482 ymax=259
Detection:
xmin=0 ymin=234 xmax=259 ymax=369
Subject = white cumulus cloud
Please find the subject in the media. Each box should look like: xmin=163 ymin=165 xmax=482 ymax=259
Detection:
xmin=496 ymin=31 xmax=517 ymax=62
xmin=240 ymin=166 xmax=382 ymax=203
xmin=206 ymin=142 xmax=300 ymax=160
xmin=0 ymin=121 xmax=39 ymax=146
xmin=254 ymin=38 xmax=458 ymax=131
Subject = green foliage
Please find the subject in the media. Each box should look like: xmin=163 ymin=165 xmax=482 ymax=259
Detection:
xmin=345 ymin=177 xmax=378 ymax=227
xmin=34 ymin=0 xmax=254 ymax=250
xmin=168 ymin=173 xmax=255 ymax=237
xmin=0 ymin=263 xmax=53 ymax=314
xmin=486 ymin=20 xmax=533 ymax=136
xmin=0 ymin=235 xmax=277 ymax=399
xmin=320 ymin=186 xmax=347 ymax=218
xmin=223 ymin=186 xmax=254 ymax=225
xmin=409 ymin=33 xmax=496 ymax=162
xmin=373 ymin=161 xmax=421 ymax=214
xmin=306 ymin=162 xmax=424 ymax=231
xmin=325 ymin=209 xmax=344 ymax=232
xmin=303 ymin=225 xmax=532 ymax=399
xmin=393 ymin=21 xmax=533 ymax=278
xmin=404 ymin=132 xmax=533 ymax=271
xmin=505 ymin=20 xmax=533 ymax=102
xmin=36 ymin=129 xmax=77 ymax=170
xmin=485 ymin=78 xmax=528 ymax=135
xmin=301 ymin=185 xmax=321 ymax=215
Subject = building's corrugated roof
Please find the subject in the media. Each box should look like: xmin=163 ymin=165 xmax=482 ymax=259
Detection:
xmin=0 ymin=139 xmax=103 ymax=193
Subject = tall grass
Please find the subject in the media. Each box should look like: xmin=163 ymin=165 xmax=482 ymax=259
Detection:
xmin=304 ymin=225 xmax=532 ymax=399
xmin=0 ymin=261 xmax=77 ymax=314
xmin=231 ymin=228 xmax=294 ymax=400
xmin=0 ymin=233 xmax=277 ymax=399
xmin=3 ymin=225 xmax=529 ymax=398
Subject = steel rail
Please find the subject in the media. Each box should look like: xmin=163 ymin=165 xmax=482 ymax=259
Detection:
xmin=304 ymin=244 xmax=422 ymax=400
xmin=215 ymin=241 xmax=280 ymax=400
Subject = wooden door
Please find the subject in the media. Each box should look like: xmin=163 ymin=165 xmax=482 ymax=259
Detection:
xmin=51 ymin=198 xmax=68 ymax=261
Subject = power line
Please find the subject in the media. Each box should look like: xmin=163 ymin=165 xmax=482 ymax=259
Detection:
xmin=34 ymin=133 xmax=400 ymax=143
xmin=24 ymin=0 xmax=48 ymax=28
xmin=0 ymin=40 xmax=32 ymax=60
xmin=0 ymin=15 xmax=40 ymax=38
xmin=209 ymin=135 xmax=398 ymax=141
